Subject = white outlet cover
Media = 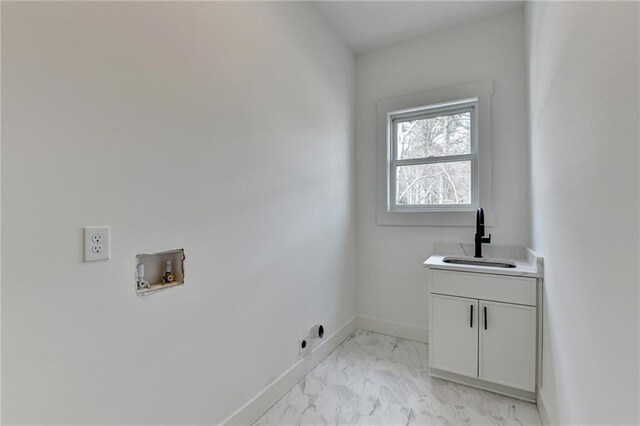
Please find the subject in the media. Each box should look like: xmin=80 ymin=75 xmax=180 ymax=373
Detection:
xmin=84 ymin=226 xmax=110 ymax=262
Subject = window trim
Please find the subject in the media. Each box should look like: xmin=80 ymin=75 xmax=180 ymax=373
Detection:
xmin=377 ymin=80 xmax=493 ymax=227
xmin=389 ymin=101 xmax=478 ymax=212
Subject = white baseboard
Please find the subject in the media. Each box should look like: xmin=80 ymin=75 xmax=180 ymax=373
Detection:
xmin=357 ymin=316 xmax=429 ymax=343
xmin=220 ymin=316 xmax=358 ymax=425
xmin=536 ymin=391 xmax=553 ymax=426
xmin=220 ymin=315 xmax=428 ymax=425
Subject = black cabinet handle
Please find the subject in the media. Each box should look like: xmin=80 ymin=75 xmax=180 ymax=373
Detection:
xmin=470 ymin=305 xmax=473 ymax=328
xmin=484 ymin=306 xmax=488 ymax=330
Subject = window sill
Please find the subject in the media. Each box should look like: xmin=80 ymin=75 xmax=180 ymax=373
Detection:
xmin=376 ymin=209 xmax=493 ymax=227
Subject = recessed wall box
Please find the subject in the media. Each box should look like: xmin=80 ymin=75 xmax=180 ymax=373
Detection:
xmin=135 ymin=249 xmax=185 ymax=295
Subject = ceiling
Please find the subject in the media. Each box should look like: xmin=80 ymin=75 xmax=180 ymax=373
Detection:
xmin=312 ymin=1 xmax=525 ymax=54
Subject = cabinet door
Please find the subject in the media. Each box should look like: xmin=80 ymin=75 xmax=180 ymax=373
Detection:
xmin=430 ymin=294 xmax=478 ymax=377
xmin=479 ymin=300 xmax=536 ymax=391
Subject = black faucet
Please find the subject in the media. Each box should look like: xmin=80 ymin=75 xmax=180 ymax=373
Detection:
xmin=474 ymin=208 xmax=491 ymax=258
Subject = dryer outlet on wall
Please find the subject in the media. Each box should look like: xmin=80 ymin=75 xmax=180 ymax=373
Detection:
xmin=84 ymin=226 xmax=110 ymax=262
xmin=299 ymin=334 xmax=311 ymax=356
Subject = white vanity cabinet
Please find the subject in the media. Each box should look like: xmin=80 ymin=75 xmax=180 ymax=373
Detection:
xmin=428 ymin=268 xmax=540 ymax=402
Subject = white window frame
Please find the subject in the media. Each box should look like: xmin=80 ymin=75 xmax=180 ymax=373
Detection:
xmin=377 ymin=80 xmax=493 ymax=226
xmin=389 ymin=100 xmax=478 ymax=212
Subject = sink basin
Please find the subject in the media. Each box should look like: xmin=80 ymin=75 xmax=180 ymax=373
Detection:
xmin=442 ymin=256 xmax=516 ymax=268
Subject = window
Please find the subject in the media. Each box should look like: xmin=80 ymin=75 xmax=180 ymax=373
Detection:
xmin=377 ymin=80 xmax=493 ymax=226
xmin=390 ymin=100 xmax=477 ymax=212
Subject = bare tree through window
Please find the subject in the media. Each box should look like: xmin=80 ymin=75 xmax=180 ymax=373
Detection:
xmin=394 ymin=111 xmax=472 ymax=206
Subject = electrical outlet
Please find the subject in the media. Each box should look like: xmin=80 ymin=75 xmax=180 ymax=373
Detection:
xmin=299 ymin=335 xmax=311 ymax=356
xmin=84 ymin=226 xmax=110 ymax=262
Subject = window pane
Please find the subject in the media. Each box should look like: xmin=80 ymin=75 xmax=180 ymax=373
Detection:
xmin=395 ymin=111 xmax=471 ymax=160
xmin=395 ymin=161 xmax=471 ymax=205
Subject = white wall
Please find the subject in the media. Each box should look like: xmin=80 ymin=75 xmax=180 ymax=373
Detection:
xmin=1 ymin=2 xmax=355 ymax=424
xmin=355 ymin=10 xmax=530 ymax=328
xmin=525 ymin=2 xmax=640 ymax=424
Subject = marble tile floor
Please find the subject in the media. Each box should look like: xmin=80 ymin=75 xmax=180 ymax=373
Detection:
xmin=254 ymin=330 xmax=541 ymax=426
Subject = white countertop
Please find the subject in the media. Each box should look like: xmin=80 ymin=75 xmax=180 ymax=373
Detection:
xmin=423 ymin=242 xmax=544 ymax=278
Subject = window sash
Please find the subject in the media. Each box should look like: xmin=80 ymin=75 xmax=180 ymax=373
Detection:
xmin=392 ymin=153 xmax=474 ymax=167
xmin=391 ymin=157 xmax=476 ymax=211
xmin=388 ymin=102 xmax=478 ymax=212
xmin=391 ymin=104 xmax=475 ymax=162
